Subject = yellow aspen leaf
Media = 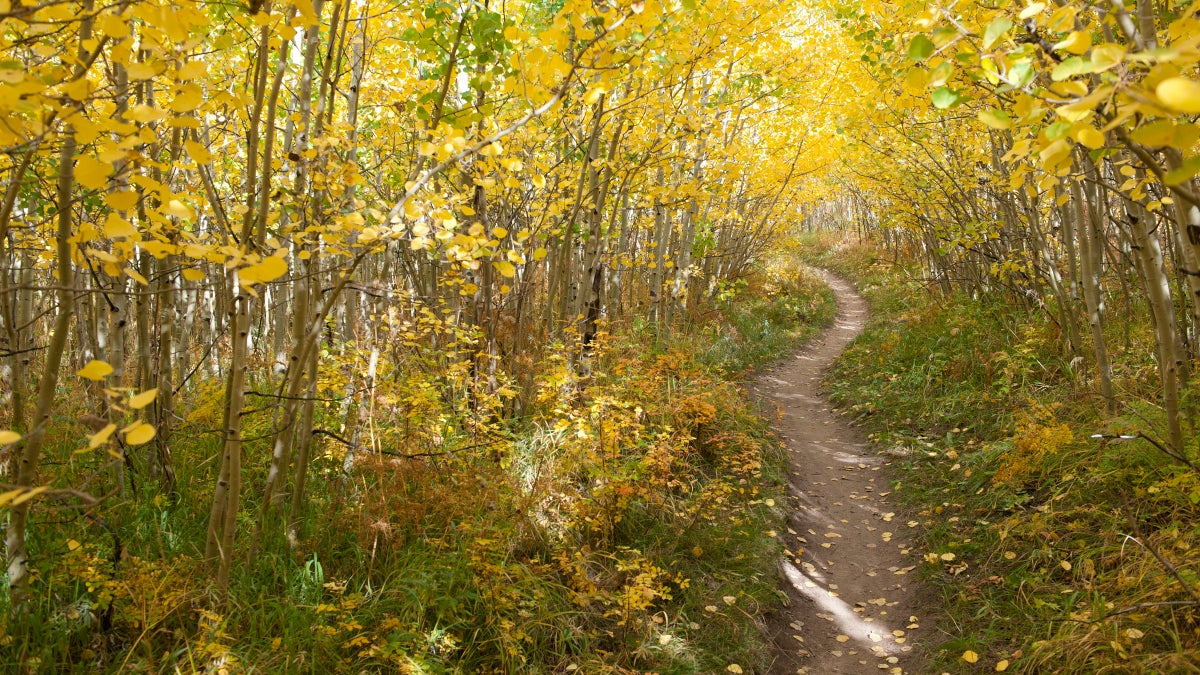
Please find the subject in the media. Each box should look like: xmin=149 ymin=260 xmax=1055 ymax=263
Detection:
xmin=181 ymin=267 xmax=205 ymax=282
xmin=460 ymin=205 xmax=476 ymax=216
xmin=105 ymin=190 xmax=139 ymax=211
xmin=494 ymin=260 xmax=517 ymax=278
xmin=532 ymin=247 xmax=548 ymax=261
xmin=75 ymin=156 xmax=113 ymax=190
xmin=996 ymin=659 xmax=1010 ymax=671
xmin=11 ymin=486 xmax=48 ymax=506
xmin=185 ymin=140 xmax=212 ymax=164
xmin=61 ymin=77 xmax=92 ymax=102
xmin=128 ymin=388 xmax=158 ymax=410
xmin=963 ymin=650 xmax=979 ymax=663
xmin=0 ymin=430 xmax=20 ymax=444
xmin=1053 ymin=31 xmax=1091 ymax=55
xmin=978 ymin=109 xmax=1012 ymax=130
xmin=532 ymin=174 xmax=547 ymax=189
xmin=1156 ymin=77 xmax=1200 ymax=114
xmin=1075 ymin=127 xmax=1105 ymax=149
xmin=1054 ymin=80 xmax=1088 ymax=98
xmin=126 ymin=104 xmax=167 ymax=124
xmin=103 ymin=213 xmax=137 ymax=239
xmin=168 ymin=86 xmax=204 ymax=113
xmin=240 ymin=255 xmax=288 ymax=284
xmin=1019 ymin=3 xmax=1046 ymax=20
xmin=124 ymin=423 xmax=156 ymax=446
xmin=726 ymin=666 xmax=743 ymax=674
xmin=126 ymin=62 xmax=161 ymax=80
xmin=85 ymin=248 xmax=120 ymax=264
xmin=96 ymin=12 xmax=131 ymax=39
xmin=584 ymin=86 xmax=607 ymax=105
xmin=0 ymin=489 xmax=24 ymax=506
xmin=124 ymin=266 xmax=149 ymax=286
xmin=1091 ymin=44 xmax=1125 ymax=72
xmin=78 ymin=360 xmax=114 ymax=381
xmin=67 ymin=539 xmax=82 ymax=551
xmin=156 ymin=6 xmax=189 ymax=41
xmin=88 ymin=423 xmax=117 ymax=449
xmin=175 ymin=61 xmax=208 ymax=81
xmin=141 ymin=241 xmax=178 ymax=258
xmin=164 ymin=200 xmax=193 ymax=219
xmin=293 ymin=0 xmax=319 ymax=26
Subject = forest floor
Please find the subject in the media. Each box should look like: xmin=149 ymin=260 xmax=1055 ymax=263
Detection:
xmin=755 ymin=271 xmax=932 ymax=675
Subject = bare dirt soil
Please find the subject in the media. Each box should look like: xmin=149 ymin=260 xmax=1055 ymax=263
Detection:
xmin=754 ymin=271 xmax=931 ymax=675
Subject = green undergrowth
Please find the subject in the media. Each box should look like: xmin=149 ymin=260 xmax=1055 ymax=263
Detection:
xmin=0 ymin=259 xmax=835 ymax=673
xmin=801 ymin=234 xmax=1200 ymax=673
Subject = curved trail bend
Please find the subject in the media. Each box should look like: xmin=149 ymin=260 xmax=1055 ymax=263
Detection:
xmin=756 ymin=271 xmax=928 ymax=675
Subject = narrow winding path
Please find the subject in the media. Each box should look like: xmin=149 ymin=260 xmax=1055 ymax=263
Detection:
xmin=756 ymin=271 xmax=928 ymax=675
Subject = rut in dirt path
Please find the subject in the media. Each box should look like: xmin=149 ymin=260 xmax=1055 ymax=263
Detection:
xmin=754 ymin=271 xmax=929 ymax=675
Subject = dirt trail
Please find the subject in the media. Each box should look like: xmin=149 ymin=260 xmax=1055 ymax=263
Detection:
xmin=755 ymin=271 xmax=928 ymax=675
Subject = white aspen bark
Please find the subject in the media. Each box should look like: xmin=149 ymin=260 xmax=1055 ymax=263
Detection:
xmin=1125 ymin=189 xmax=1185 ymax=450
xmin=1071 ymin=164 xmax=1115 ymax=411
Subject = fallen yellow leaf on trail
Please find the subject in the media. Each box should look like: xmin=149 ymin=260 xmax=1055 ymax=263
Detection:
xmin=963 ymin=650 xmax=979 ymax=663
xmin=996 ymin=659 xmax=1010 ymax=671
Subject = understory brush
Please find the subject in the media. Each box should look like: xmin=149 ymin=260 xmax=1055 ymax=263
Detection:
xmin=802 ymin=235 xmax=1200 ymax=673
xmin=0 ymin=260 xmax=834 ymax=673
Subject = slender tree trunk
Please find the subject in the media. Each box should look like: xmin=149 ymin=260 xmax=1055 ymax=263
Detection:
xmin=6 ymin=132 xmax=79 ymax=598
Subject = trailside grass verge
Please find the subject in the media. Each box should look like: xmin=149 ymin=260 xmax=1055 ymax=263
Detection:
xmin=801 ymin=235 xmax=1200 ymax=674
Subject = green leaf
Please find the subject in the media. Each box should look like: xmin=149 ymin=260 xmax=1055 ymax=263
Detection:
xmin=1165 ymin=155 xmax=1200 ymax=186
xmin=908 ymin=34 xmax=934 ymax=61
xmin=1051 ymin=56 xmax=1088 ymax=81
xmin=1045 ymin=121 xmax=1072 ymax=140
xmin=978 ymin=109 xmax=1013 ymax=130
xmin=983 ymin=18 xmax=1013 ymax=50
xmin=931 ymin=87 xmax=961 ymax=109
xmin=1011 ymin=60 xmax=1035 ymax=87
